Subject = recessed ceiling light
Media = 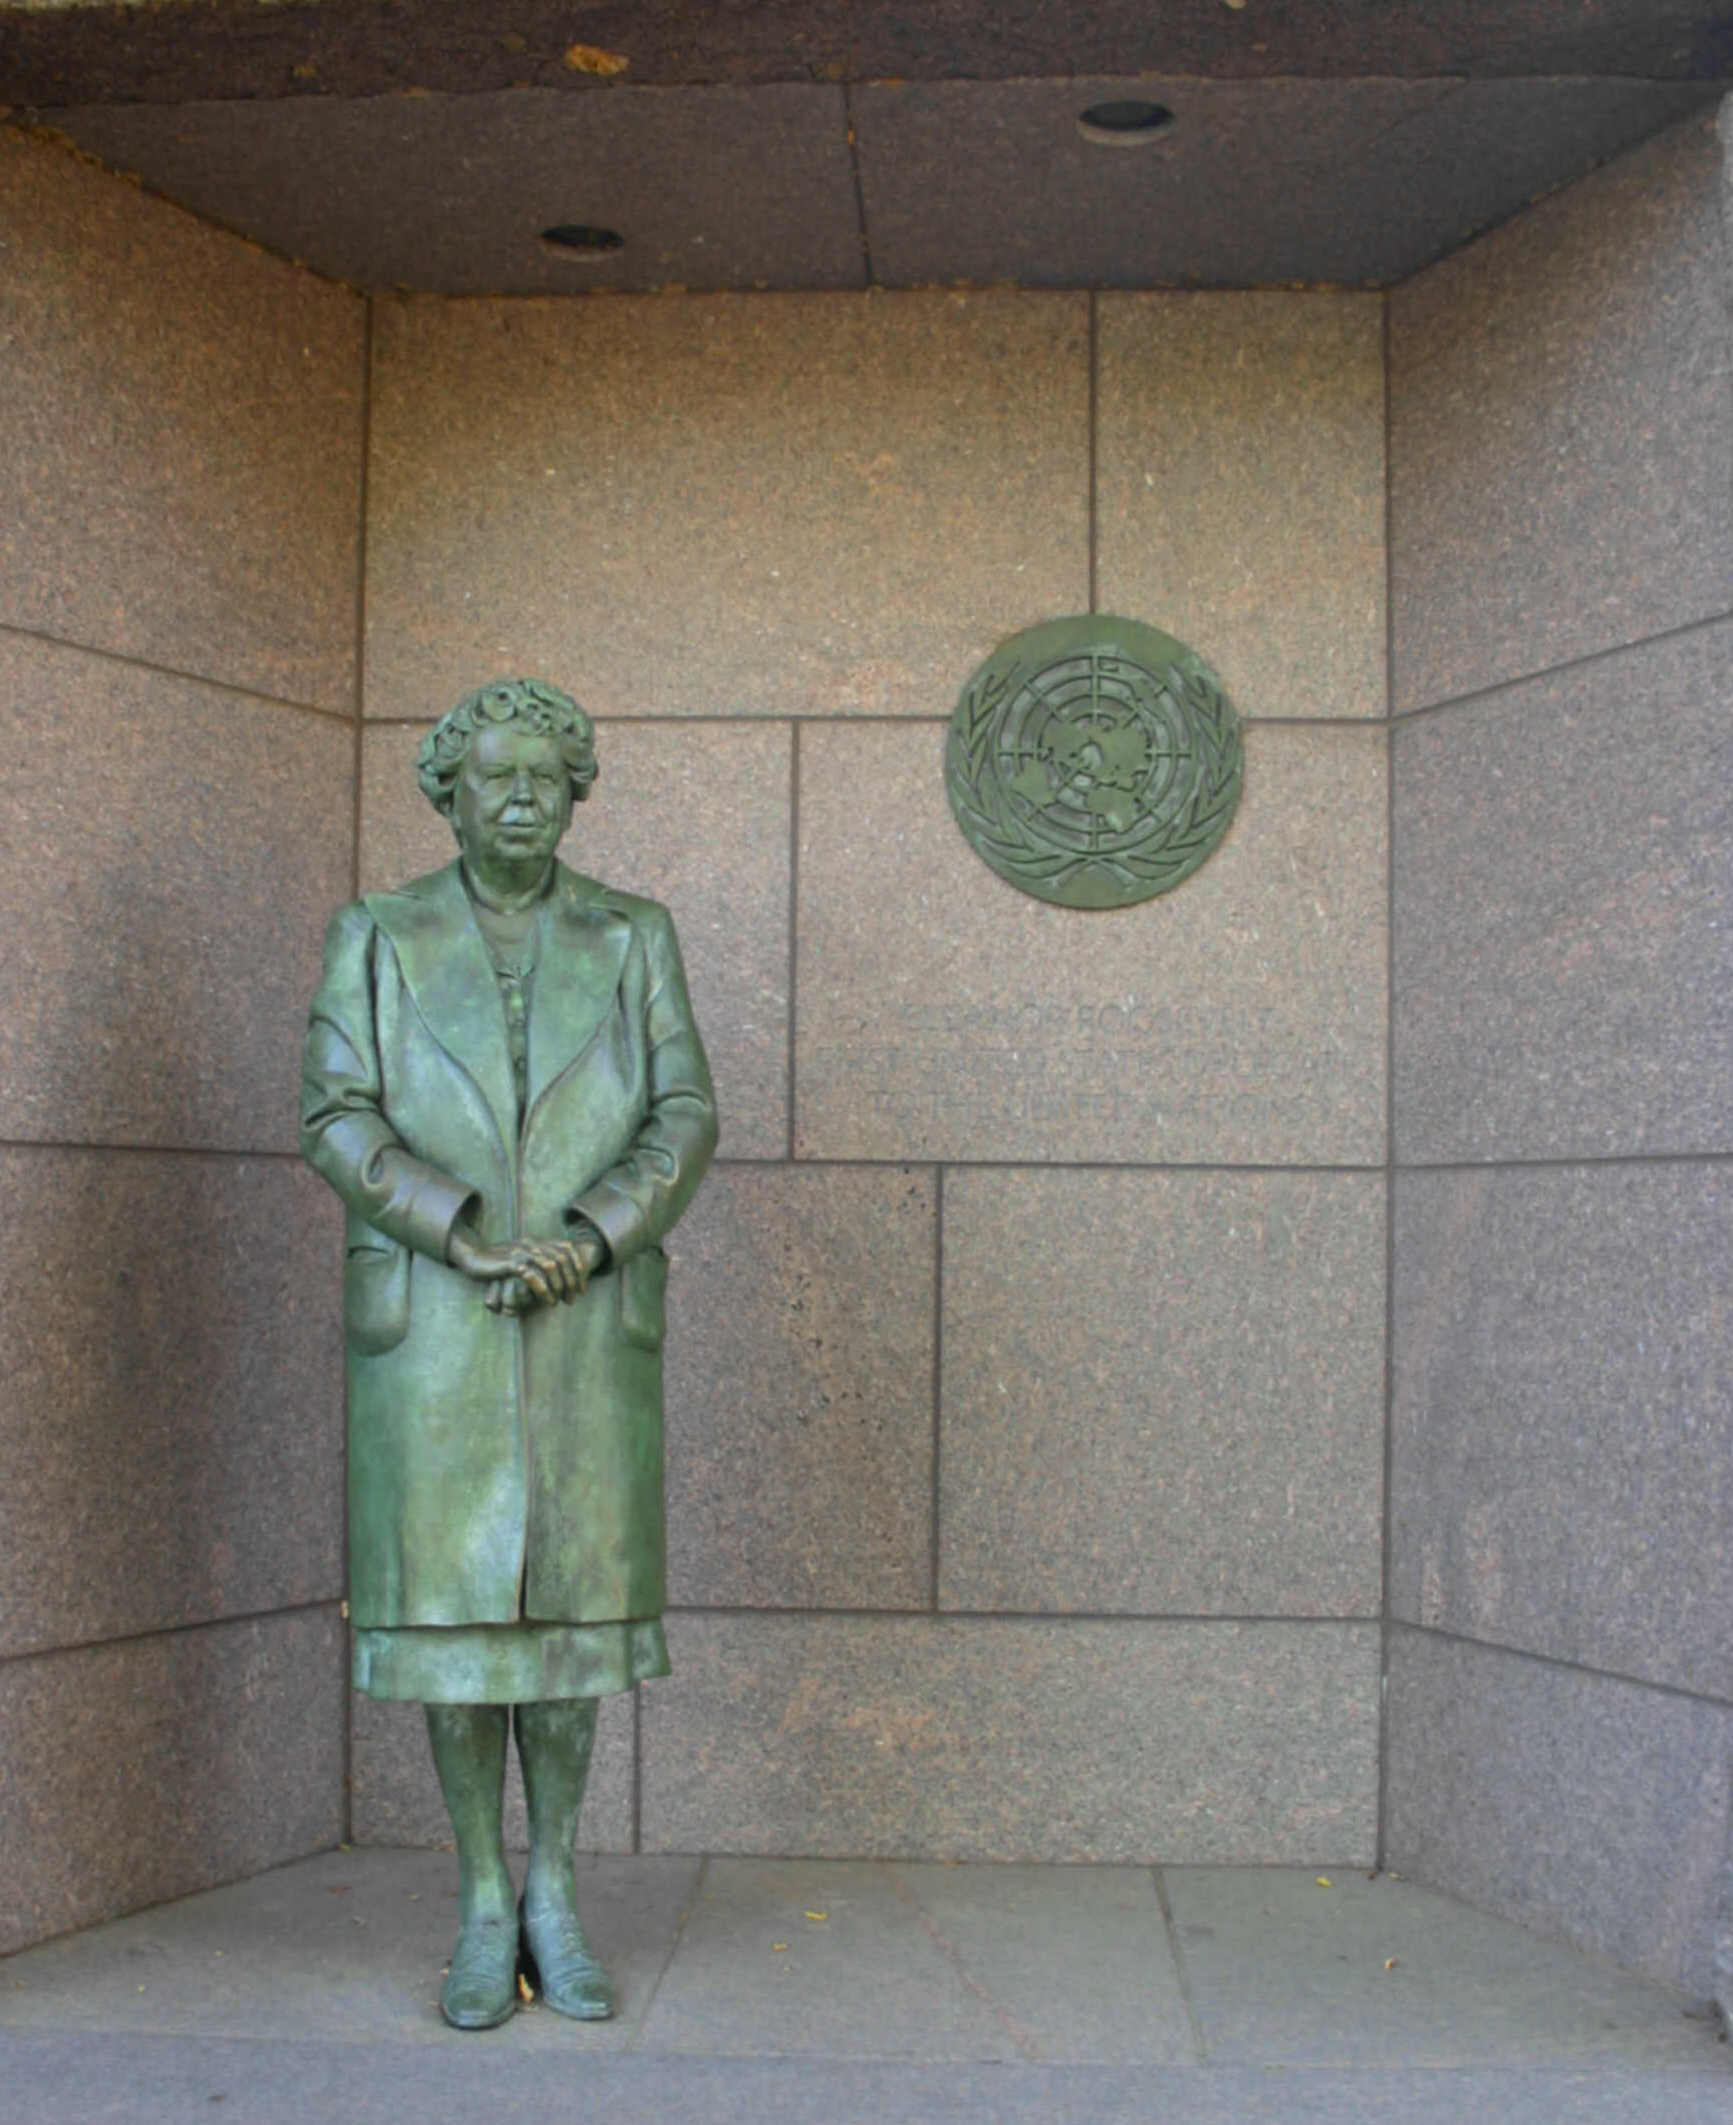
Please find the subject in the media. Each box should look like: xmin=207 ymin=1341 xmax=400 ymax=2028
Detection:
xmin=1077 ymin=100 xmax=1176 ymax=148
xmin=539 ymin=224 xmax=625 ymax=257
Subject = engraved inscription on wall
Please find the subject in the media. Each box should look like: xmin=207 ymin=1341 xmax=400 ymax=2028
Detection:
xmin=824 ymin=996 xmax=1196 ymax=1137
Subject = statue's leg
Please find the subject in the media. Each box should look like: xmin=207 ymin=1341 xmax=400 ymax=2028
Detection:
xmin=514 ymin=1697 xmax=613 ymax=2020
xmin=425 ymin=1703 xmax=518 ymax=2030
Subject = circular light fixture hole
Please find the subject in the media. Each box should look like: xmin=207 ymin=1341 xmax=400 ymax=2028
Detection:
xmin=1077 ymin=100 xmax=1176 ymax=147
xmin=539 ymin=223 xmax=625 ymax=257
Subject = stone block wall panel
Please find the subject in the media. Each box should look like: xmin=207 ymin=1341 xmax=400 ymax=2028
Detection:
xmin=1386 ymin=1628 xmax=1733 ymax=1999
xmin=0 ymin=635 xmax=356 ymax=1154
xmin=1391 ymin=621 xmax=1733 ymax=1165
xmin=1390 ymin=111 xmax=1733 ymax=714
xmin=0 ymin=129 xmax=363 ymax=714
xmin=0 ymin=1609 xmax=346 ymax=1956
xmin=642 ymin=1612 xmax=1380 ymax=1865
xmin=0 ymin=1150 xmax=344 ymax=1660
xmin=1392 ymin=1162 xmax=1733 ymax=1700
xmin=940 ymin=1168 xmax=1385 ymax=1617
xmin=664 ymin=1165 xmax=937 ymax=1611
xmin=363 ymin=290 xmax=1089 ymax=721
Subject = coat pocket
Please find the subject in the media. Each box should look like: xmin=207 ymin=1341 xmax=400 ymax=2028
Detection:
xmin=617 ymin=1245 xmax=668 ymax=1352
xmin=345 ymin=1241 xmax=412 ymax=1357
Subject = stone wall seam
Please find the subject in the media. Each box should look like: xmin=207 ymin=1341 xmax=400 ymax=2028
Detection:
xmin=929 ymin=1162 xmax=945 ymax=1611
xmin=717 ymin=1164 xmax=1393 ymax=1181
xmin=1378 ymin=280 xmax=1398 ymax=1874
xmin=1087 ymin=287 xmax=1099 ymax=615
xmin=841 ymin=81 xmax=875 ymax=287
xmin=786 ymin=717 xmax=801 ymax=1163
xmin=631 ymin=1684 xmax=644 ymax=1856
xmin=341 ymin=293 xmax=375 ymax=1845
xmin=0 ymin=1596 xmax=346 ymax=1674
xmin=0 ymin=1139 xmax=308 ymax=1162
xmin=1397 ymin=1148 xmax=1733 ymax=1172
xmin=663 ymin=1605 xmax=1379 ymax=1626
xmin=0 ymin=620 xmax=357 ymax=726
xmin=1389 ymin=1620 xmax=1733 ymax=1715
xmin=1387 ymin=605 xmax=1733 ymax=729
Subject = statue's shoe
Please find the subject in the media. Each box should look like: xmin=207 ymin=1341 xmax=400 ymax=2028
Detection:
xmin=518 ymin=1898 xmax=615 ymax=2021
xmin=439 ymin=1914 xmax=519 ymax=2031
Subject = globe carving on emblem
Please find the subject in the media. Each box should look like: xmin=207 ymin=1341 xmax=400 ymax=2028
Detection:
xmin=945 ymin=615 xmax=1243 ymax=909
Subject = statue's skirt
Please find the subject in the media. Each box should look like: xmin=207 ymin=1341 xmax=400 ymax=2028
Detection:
xmin=351 ymin=1619 xmax=670 ymax=1703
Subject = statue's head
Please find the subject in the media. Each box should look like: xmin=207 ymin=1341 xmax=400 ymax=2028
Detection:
xmin=416 ymin=677 xmax=598 ymax=819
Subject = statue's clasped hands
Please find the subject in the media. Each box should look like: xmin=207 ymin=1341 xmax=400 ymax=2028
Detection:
xmin=447 ymin=1222 xmax=602 ymax=1315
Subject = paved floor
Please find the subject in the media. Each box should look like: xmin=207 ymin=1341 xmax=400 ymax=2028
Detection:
xmin=1 ymin=1850 xmax=1728 ymax=2121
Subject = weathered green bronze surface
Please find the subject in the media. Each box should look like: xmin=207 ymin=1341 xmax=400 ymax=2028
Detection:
xmin=945 ymin=615 xmax=1243 ymax=909
xmin=300 ymin=677 xmax=716 ymax=2030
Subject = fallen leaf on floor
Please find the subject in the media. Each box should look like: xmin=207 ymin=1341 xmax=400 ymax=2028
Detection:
xmin=1314 ymin=1877 xmax=1333 ymax=1888
xmin=771 ymin=1942 xmax=788 ymax=1953
xmin=564 ymin=42 xmax=629 ymax=73
xmin=804 ymin=1911 xmax=828 ymax=1922
xmin=1385 ymin=1958 xmax=1399 ymax=1970
xmin=517 ymin=1974 xmax=534 ymax=2002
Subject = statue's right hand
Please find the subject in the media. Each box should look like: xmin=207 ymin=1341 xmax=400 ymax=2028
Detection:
xmin=447 ymin=1223 xmax=519 ymax=1282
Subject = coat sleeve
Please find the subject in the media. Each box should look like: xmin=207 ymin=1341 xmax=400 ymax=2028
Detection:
xmin=300 ymin=901 xmax=480 ymax=1260
xmin=566 ymin=903 xmax=718 ymax=1264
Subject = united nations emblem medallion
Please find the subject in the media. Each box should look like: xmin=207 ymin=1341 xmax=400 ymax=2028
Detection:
xmin=945 ymin=615 xmax=1243 ymax=909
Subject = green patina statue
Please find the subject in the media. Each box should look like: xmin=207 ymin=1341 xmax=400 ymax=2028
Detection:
xmin=300 ymin=677 xmax=717 ymax=2031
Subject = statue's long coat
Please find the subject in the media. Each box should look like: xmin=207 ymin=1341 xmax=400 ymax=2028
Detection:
xmin=300 ymin=859 xmax=716 ymax=1630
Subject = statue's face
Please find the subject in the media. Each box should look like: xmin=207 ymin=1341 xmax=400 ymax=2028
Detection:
xmin=453 ymin=721 xmax=572 ymax=870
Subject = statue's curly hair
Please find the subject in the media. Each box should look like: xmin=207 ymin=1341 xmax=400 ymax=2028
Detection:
xmin=416 ymin=677 xmax=598 ymax=816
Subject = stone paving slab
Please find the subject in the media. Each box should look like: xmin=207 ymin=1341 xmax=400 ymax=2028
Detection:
xmin=1 ymin=2038 xmax=1729 ymax=2125
xmin=634 ymin=1857 xmax=1193 ymax=2063
xmin=1164 ymin=1866 xmax=1713 ymax=2069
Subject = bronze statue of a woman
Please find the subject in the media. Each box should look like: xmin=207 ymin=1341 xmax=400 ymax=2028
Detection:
xmin=301 ymin=677 xmax=716 ymax=2029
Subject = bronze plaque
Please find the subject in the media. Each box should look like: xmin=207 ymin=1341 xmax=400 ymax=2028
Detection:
xmin=945 ymin=615 xmax=1243 ymax=909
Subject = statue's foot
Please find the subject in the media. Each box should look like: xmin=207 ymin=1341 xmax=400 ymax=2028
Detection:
xmin=518 ymin=1897 xmax=615 ymax=2020
xmin=440 ymin=1913 xmax=519 ymax=2031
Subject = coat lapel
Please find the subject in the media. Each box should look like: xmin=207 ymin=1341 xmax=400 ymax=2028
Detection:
xmin=365 ymin=862 xmax=519 ymax=1157
xmin=525 ymin=866 xmax=632 ymax=1129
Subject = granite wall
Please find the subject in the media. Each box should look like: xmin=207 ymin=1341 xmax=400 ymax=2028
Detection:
xmin=6 ymin=92 xmax=1722 ymax=1996
xmin=352 ymin=284 xmax=1390 ymax=1864
xmin=0 ymin=130 xmax=361 ymax=1951
xmin=1384 ymin=107 xmax=1733 ymax=1996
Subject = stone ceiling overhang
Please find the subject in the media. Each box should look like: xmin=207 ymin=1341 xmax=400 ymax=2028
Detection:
xmin=3 ymin=2 xmax=1728 ymax=293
